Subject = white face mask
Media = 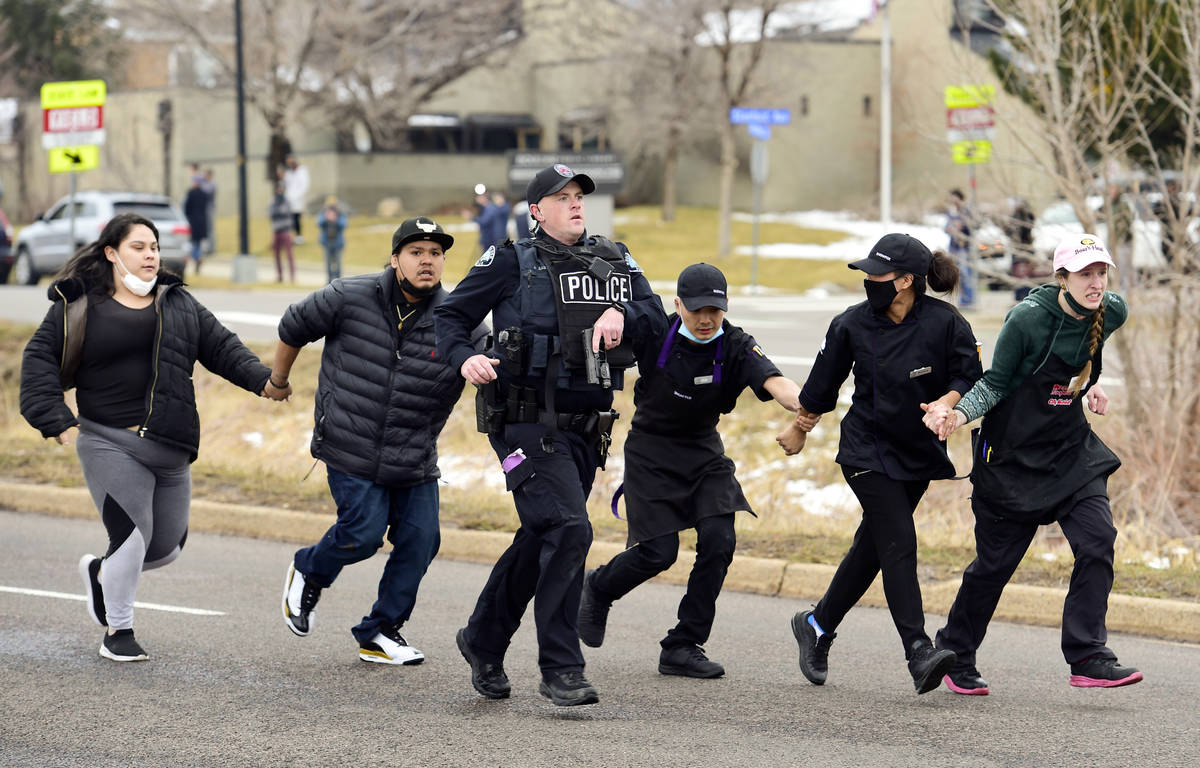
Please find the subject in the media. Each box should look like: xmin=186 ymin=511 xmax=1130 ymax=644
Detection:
xmin=111 ymin=248 xmax=158 ymax=297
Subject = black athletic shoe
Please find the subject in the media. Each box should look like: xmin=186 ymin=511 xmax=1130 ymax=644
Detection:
xmin=658 ymin=644 xmax=725 ymax=678
xmin=456 ymin=628 xmax=511 ymax=699
xmin=78 ymin=554 xmax=106 ymax=627
xmin=577 ymin=569 xmax=611 ymax=648
xmin=539 ymin=670 xmax=599 ymax=706
xmin=791 ymin=610 xmax=835 ymax=685
xmin=99 ymin=629 xmax=148 ymax=662
xmin=1069 ymin=655 xmax=1144 ymax=688
xmin=944 ymin=662 xmax=990 ymax=695
xmin=908 ymin=641 xmax=957 ymax=695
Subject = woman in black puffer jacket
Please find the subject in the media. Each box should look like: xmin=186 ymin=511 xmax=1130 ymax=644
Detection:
xmin=19 ymin=213 xmax=288 ymax=663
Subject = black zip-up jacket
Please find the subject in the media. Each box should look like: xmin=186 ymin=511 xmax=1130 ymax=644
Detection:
xmin=278 ymin=267 xmax=488 ymax=488
xmin=799 ymin=294 xmax=982 ymax=481
xmin=20 ymin=273 xmax=271 ymax=461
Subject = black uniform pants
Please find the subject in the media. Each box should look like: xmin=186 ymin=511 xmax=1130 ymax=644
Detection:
xmin=592 ymin=513 xmax=736 ymax=649
xmin=936 ymin=494 xmax=1117 ymax=666
xmin=814 ymin=466 xmax=931 ymax=658
xmin=464 ymin=423 xmax=597 ymax=676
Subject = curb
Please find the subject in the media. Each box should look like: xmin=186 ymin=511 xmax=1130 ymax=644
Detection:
xmin=2 ymin=480 xmax=1197 ymax=645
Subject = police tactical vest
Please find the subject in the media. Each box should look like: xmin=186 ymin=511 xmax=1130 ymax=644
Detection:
xmin=514 ymin=236 xmax=636 ymax=372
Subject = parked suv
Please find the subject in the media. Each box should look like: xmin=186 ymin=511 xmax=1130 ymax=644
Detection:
xmin=12 ymin=191 xmax=190 ymax=285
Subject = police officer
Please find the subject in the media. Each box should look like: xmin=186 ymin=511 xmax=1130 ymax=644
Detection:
xmin=787 ymin=233 xmax=984 ymax=694
xmin=435 ymin=164 xmax=665 ymax=706
xmin=576 ymin=263 xmax=802 ymax=679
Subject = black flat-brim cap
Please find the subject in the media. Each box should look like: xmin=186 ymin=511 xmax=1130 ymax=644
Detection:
xmin=849 ymin=233 xmax=932 ymax=276
xmin=392 ymin=216 xmax=454 ymax=253
xmin=526 ymin=164 xmax=596 ymax=206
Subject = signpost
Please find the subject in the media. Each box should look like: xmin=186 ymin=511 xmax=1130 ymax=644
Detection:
xmin=730 ymin=107 xmax=791 ymax=292
xmin=944 ymin=85 xmax=995 ymax=304
xmin=41 ymin=80 xmax=106 ymax=251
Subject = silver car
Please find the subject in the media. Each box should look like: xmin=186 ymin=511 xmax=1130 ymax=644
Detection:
xmin=12 ymin=191 xmax=190 ymax=285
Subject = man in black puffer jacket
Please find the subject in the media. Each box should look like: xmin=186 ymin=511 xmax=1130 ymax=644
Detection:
xmin=271 ymin=216 xmax=487 ymax=666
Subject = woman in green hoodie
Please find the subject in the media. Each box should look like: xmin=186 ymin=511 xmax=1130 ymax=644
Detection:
xmin=923 ymin=233 xmax=1142 ymax=695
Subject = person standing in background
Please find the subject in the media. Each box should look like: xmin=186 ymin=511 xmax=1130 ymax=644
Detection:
xmin=318 ymin=196 xmax=347 ymax=283
xmin=202 ymin=169 xmax=217 ymax=256
xmin=945 ymin=189 xmax=975 ymax=309
xmin=269 ymin=183 xmax=295 ymax=283
xmin=283 ymin=154 xmax=310 ymax=244
xmin=182 ymin=175 xmax=209 ymax=276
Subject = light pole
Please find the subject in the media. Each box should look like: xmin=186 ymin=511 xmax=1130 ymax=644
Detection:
xmin=232 ymin=0 xmax=256 ymax=282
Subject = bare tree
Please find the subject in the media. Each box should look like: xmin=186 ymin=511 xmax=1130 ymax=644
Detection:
xmin=700 ymin=1 xmax=782 ymax=259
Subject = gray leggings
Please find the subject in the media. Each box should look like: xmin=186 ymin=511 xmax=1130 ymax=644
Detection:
xmin=76 ymin=417 xmax=192 ymax=630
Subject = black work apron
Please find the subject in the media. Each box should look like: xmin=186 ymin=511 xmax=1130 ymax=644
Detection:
xmin=970 ymin=350 xmax=1120 ymax=522
xmin=622 ymin=322 xmax=752 ymax=545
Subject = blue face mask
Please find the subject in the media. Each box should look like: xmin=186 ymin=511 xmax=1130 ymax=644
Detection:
xmin=678 ymin=322 xmax=724 ymax=344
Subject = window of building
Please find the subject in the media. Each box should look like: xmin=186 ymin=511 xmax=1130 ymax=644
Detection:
xmin=558 ymin=106 xmax=610 ymax=152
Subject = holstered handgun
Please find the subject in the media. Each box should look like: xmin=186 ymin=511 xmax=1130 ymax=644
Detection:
xmin=580 ymin=328 xmax=612 ymax=389
xmin=474 ymin=382 xmax=505 ymax=434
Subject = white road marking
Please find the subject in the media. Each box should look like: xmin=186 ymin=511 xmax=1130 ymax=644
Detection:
xmin=765 ymin=355 xmax=817 ymax=366
xmin=0 ymin=585 xmax=226 ymax=616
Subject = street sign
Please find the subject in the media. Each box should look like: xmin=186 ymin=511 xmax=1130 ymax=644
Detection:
xmin=41 ymin=80 xmax=106 ymax=109
xmin=952 ymin=139 xmax=992 ymax=165
xmin=48 ymin=145 xmax=100 ymax=174
xmin=40 ymin=80 xmax=107 ymax=150
xmin=943 ymin=84 xmax=994 ymax=110
xmin=729 ymin=107 xmax=791 ymax=126
xmin=747 ymin=123 xmax=772 ymax=140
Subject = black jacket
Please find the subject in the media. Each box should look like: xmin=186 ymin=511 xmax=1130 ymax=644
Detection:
xmin=278 ymin=268 xmax=488 ymax=487
xmin=799 ymin=294 xmax=982 ymax=481
xmin=20 ymin=273 xmax=271 ymax=461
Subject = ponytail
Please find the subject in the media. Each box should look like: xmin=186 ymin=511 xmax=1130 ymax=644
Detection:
xmin=1068 ymin=301 xmax=1106 ymax=395
xmin=919 ymin=249 xmax=960 ymax=295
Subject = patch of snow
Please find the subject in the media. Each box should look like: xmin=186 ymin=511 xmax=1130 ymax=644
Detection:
xmin=240 ymin=432 xmax=263 ymax=448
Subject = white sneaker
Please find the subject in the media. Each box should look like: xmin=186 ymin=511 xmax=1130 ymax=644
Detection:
xmin=282 ymin=562 xmax=321 ymax=637
xmin=359 ymin=628 xmax=425 ymax=665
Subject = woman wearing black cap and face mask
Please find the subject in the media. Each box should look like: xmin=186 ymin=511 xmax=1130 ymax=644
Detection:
xmin=786 ymin=233 xmax=983 ymax=694
xmin=577 ymin=263 xmax=803 ymax=679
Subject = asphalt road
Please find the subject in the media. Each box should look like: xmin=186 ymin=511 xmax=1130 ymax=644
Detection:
xmin=1 ymin=510 xmax=1195 ymax=768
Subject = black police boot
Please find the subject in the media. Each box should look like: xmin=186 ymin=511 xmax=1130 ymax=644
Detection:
xmin=658 ymin=644 xmax=725 ymax=679
xmin=908 ymin=640 xmax=957 ymax=695
xmin=577 ymin=569 xmax=611 ymax=648
xmin=456 ymin=628 xmax=510 ymax=699
xmin=539 ymin=670 xmax=599 ymax=706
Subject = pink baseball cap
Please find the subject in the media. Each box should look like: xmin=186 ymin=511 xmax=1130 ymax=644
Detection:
xmin=1053 ymin=234 xmax=1116 ymax=273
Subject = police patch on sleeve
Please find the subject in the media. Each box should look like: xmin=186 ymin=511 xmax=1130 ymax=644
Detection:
xmin=751 ymin=344 xmax=766 ymax=357
xmin=623 ymin=251 xmax=643 ymax=273
xmin=474 ymin=245 xmax=495 ymax=268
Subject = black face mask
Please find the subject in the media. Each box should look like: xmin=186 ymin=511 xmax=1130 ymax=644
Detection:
xmin=1061 ymin=287 xmax=1095 ymax=316
xmin=397 ymin=265 xmax=440 ymax=299
xmin=863 ymin=278 xmax=898 ymax=313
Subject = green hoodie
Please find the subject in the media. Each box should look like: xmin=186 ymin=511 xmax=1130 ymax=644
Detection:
xmin=955 ymin=283 xmax=1128 ymax=422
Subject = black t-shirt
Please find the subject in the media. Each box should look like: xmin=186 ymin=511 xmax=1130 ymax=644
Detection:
xmin=630 ymin=317 xmax=781 ymax=438
xmin=74 ymin=295 xmax=157 ymax=428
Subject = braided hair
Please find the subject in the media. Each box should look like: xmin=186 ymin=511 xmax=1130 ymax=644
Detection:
xmin=1056 ymin=268 xmax=1107 ymax=395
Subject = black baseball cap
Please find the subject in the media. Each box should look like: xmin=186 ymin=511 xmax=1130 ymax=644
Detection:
xmin=677 ymin=263 xmax=728 ymax=311
xmin=391 ymin=216 xmax=453 ymax=253
xmin=526 ymin=164 xmax=596 ymax=206
xmin=849 ymin=233 xmax=933 ymax=276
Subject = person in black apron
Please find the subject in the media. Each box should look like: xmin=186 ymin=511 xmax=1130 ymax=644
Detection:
xmin=924 ymin=234 xmax=1141 ymax=694
xmin=576 ymin=263 xmax=801 ymax=678
xmin=787 ymin=233 xmax=984 ymax=694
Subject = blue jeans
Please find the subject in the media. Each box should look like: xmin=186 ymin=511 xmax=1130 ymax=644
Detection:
xmin=323 ymin=246 xmax=342 ymax=283
xmin=293 ymin=469 xmax=441 ymax=643
xmin=954 ymin=247 xmax=975 ymax=307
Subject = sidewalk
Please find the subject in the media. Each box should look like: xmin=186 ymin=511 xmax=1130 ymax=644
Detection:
xmin=2 ymin=480 xmax=1196 ymax=644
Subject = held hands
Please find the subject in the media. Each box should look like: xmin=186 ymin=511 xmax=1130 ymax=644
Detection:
xmin=920 ymin=402 xmax=966 ymax=440
xmin=1086 ymin=383 xmax=1109 ymax=415
xmin=262 ymin=377 xmax=293 ymax=402
xmin=776 ymin=423 xmax=807 ymax=455
xmin=461 ymin=354 xmax=501 ymax=385
xmin=793 ymin=407 xmax=821 ymax=433
xmin=591 ymin=308 xmax=624 ymax=353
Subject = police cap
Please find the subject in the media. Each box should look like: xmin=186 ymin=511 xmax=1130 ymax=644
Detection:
xmin=526 ymin=164 xmax=596 ymax=207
